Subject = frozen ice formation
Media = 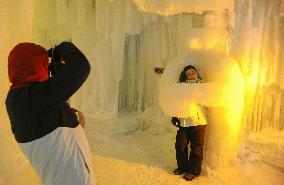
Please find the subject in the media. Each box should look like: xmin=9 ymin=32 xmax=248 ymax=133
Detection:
xmin=159 ymin=50 xmax=245 ymax=168
xmin=132 ymin=0 xmax=234 ymax=15
xmin=159 ymin=50 xmax=244 ymax=118
xmin=158 ymin=26 xmax=245 ymax=168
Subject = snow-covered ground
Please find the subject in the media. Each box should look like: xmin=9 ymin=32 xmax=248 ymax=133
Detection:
xmin=1 ymin=113 xmax=283 ymax=185
xmin=1 ymin=0 xmax=284 ymax=184
xmin=87 ymin=113 xmax=284 ymax=185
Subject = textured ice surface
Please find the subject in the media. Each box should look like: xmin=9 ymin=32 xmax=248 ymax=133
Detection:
xmin=159 ymin=48 xmax=245 ymax=168
xmin=132 ymin=0 xmax=234 ymax=15
xmin=159 ymin=50 xmax=244 ymax=117
xmin=0 ymin=0 xmax=284 ymax=184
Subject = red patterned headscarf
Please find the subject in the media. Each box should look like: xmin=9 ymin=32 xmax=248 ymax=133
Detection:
xmin=8 ymin=43 xmax=49 ymax=89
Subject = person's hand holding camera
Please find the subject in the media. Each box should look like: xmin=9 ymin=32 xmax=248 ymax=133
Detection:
xmin=47 ymin=46 xmax=63 ymax=76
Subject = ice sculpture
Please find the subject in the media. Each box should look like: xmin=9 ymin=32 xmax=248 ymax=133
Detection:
xmin=159 ymin=51 xmax=244 ymax=116
xmin=159 ymin=29 xmax=245 ymax=169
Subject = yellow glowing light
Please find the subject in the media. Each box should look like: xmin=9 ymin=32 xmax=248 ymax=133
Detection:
xmin=186 ymin=103 xmax=200 ymax=115
xmin=204 ymin=37 xmax=218 ymax=50
xmin=187 ymin=38 xmax=203 ymax=50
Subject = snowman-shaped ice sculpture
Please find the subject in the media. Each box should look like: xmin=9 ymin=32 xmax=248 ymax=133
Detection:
xmin=159 ymin=12 xmax=244 ymax=170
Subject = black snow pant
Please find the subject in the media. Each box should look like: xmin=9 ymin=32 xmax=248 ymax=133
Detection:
xmin=175 ymin=125 xmax=206 ymax=176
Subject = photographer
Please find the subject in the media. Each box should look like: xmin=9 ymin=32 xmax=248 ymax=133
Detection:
xmin=5 ymin=42 xmax=95 ymax=185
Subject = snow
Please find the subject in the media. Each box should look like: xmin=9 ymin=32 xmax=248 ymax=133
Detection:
xmin=1 ymin=115 xmax=284 ymax=185
xmin=0 ymin=0 xmax=284 ymax=184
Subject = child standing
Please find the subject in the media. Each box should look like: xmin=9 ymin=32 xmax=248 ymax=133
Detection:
xmin=171 ymin=65 xmax=207 ymax=181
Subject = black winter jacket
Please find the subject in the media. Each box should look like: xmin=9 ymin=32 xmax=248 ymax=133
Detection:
xmin=5 ymin=42 xmax=90 ymax=143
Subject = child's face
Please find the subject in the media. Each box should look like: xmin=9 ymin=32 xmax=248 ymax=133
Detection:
xmin=185 ymin=69 xmax=198 ymax=80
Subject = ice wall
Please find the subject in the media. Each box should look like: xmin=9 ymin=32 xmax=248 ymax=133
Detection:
xmin=1 ymin=0 xmax=283 ymax=130
xmin=0 ymin=0 xmax=236 ymax=116
xmin=0 ymin=1 xmax=34 ymax=117
xmin=1 ymin=0 xmax=284 ymax=179
xmin=118 ymin=9 xmax=234 ymax=112
xmin=127 ymin=0 xmax=284 ymax=133
xmin=132 ymin=0 xmax=234 ymax=15
xmin=0 ymin=2 xmax=41 ymax=184
xmin=118 ymin=4 xmax=243 ymax=169
xmin=29 ymin=0 xmax=145 ymax=115
xmin=0 ymin=0 xmax=241 ymax=174
xmin=231 ymin=0 xmax=284 ymax=131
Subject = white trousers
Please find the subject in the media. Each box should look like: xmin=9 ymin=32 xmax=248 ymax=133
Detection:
xmin=18 ymin=125 xmax=95 ymax=185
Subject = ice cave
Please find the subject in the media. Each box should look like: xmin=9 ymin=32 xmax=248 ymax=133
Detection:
xmin=0 ymin=0 xmax=284 ymax=185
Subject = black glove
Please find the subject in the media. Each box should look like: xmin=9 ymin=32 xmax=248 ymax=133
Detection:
xmin=48 ymin=46 xmax=62 ymax=76
xmin=171 ymin=117 xmax=180 ymax=127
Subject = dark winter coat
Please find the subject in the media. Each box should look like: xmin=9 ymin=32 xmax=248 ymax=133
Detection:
xmin=5 ymin=42 xmax=90 ymax=143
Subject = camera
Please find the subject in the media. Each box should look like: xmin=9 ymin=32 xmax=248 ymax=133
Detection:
xmin=48 ymin=47 xmax=62 ymax=77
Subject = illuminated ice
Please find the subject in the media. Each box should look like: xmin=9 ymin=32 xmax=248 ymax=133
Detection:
xmin=0 ymin=0 xmax=284 ymax=184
